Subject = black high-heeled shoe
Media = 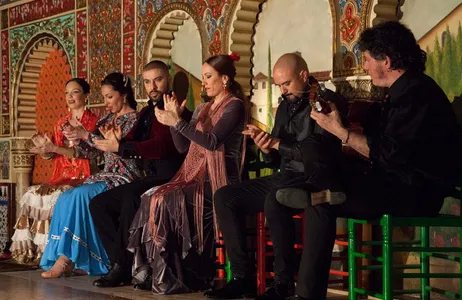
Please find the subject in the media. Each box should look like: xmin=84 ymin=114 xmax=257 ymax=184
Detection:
xmin=133 ymin=273 xmax=152 ymax=291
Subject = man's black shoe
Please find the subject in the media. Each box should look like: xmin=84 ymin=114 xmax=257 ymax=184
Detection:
xmin=93 ymin=263 xmax=132 ymax=288
xmin=133 ymin=274 xmax=152 ymax=291
xmin=204 ymin=277 xmax=255 ymax=299
xmin=255 ymin=281 xmax=294 ymax=300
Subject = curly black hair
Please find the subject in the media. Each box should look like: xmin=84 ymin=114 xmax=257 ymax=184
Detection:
xmin=358 ymin=21 xmax=427 ymax=72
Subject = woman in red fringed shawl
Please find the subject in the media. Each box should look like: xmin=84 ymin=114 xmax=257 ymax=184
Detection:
xmin=10 ymin=78 xmax=98 ymax=264
xmin=127 ymin=54 xmax=248 ymax=294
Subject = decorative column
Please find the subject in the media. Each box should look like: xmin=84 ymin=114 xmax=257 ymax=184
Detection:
xmin=372 ymin=0 xmax=405 ymax=25
xmin=10 ymin=137 xmax=34 ymax=218
xmin=331 ymin=0 xmax=386 ymax=102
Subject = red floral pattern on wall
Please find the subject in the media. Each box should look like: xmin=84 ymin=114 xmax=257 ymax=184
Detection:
xmin=33 ymin=49 xmax=72 ymax=183
xmin=9 ymin=0 xmax=75 ymax=26
xmin=1 ymin=30 xmax=9 ymax=115
xmin=76 ymin=10 xmax=88 ymax=79
xmin=338 ymin=0 xmax=363 ymax=72
xmin=88 ymin=0 xmax=122 ymax=104
xmin=209 ymin=30 xmax=221 ymax=56
xmin=122 ymin=0 xmax=135 ymax=76
xmin=340 ymin=3 xmax=360 ymax=44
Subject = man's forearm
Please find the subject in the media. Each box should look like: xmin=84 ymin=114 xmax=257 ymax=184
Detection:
xmin=337 ymin=128 xmax=370 ymax=158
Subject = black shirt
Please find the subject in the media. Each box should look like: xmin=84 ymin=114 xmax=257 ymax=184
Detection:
xmin=364 ymin=71 xmax=462 ymax=193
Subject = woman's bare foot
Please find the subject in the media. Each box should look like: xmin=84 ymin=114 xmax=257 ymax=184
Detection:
xmin=41 ymin=255 xmax=74 ymax=279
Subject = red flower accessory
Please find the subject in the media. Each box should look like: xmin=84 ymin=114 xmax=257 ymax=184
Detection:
xmin=229 ymin=52 xmax=240 ymax=62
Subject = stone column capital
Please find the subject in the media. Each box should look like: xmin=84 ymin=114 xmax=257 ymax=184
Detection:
xmin=10 ymin=137 xmax=34 ymax=173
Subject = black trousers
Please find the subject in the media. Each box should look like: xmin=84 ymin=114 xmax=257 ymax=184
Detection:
xmin=89 ymin=176 xmax=170 ymax=271
xmin=296 ymin=170 xmax=445 ymax=299
xmin=214 ymin=172 xmax=304 ymax=283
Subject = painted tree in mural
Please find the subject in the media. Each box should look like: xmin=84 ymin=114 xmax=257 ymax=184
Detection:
xmin=429 ymin=38 xmax=443 ymax=88
xmin=186 ymin=73 xmax=195 ymax=110
xmin=266 ymin=43 xmax=274 ymax=131
xmin=168 ymin=56 xmax=175 ymax=80
xmin=425 ymin=24 xmax=462 ymax=101
xmin=457 ymin=23 xmax=462 ymax=90
xmin=425 ymin=46 xmax=435 ymax=81
xmin=442 ymin=26 xmax=458 ymax=95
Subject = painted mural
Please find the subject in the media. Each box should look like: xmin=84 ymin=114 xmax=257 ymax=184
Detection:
xmin=251 ymin=0 xmax=333 ymax=128
xmin=417 ymin=4 xmax=462 ymax=250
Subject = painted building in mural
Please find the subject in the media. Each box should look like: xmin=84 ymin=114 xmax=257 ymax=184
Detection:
xmin=251 ymin=72 xmax=280 ymax=125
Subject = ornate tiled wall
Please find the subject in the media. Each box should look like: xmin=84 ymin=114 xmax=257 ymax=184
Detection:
xmin=0 ymin=0 xmax=377 ymax=241
xmin=88 ymin=0 xmax=122 ymax=104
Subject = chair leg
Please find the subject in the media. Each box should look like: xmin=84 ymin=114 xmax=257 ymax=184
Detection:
xmin=217 ymin=235 xmax=226 ymax=279
xmin=357 ymin=224 xmax=363 ymax=291
xmin=257 ymin=212 xmax=266 ymax=295
xmin=382 ymin=215 xmax=392 ymax=300
xmin=420 ymin=225 xmax=430 ymax=300
xmin=348 ymin=219 xmax=357 ymax=300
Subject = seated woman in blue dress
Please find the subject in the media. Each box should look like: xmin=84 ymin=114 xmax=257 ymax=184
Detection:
xmin=40 ymin=72 xmax=142 ymax=278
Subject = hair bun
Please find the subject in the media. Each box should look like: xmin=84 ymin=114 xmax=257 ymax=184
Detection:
xmin=229 ymin=53 xmax=240 ymax=62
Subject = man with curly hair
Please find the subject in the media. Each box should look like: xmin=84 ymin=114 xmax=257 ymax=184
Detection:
xmin=280 ymin=21 xmax=462 ymax=300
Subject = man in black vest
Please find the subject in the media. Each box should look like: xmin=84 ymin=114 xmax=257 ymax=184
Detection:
xmin=205 ymin=53 xmax=347 ymax=300
xmin=89 ymin=61 xmax=191 ymax=287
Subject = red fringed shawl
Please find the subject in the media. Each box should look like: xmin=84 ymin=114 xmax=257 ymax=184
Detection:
xmin=148 ymin=95 xmax=244 ymax=253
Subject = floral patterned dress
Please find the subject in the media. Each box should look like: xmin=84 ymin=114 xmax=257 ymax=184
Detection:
xmin=40 ymin=111 xmax=141 ymax=275
xmin=10 ymin=109 xmax=98 ymax=263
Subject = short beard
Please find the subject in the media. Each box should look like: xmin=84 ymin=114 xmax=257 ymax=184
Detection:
xmin=148 ymin=92 xmax=163 ymax=103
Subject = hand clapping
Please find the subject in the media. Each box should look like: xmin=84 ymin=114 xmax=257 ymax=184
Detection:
xmin=94 ymin=122 xmax=122 ymax=153
xmin=31 ymin=132 xmax=47 ymax=148
xmin=155 ymin=92 xmax=186 ymax=127
xmin=30 ymin=133 xmax=55 ymax=155
xmin=99 ymin=122 xmax=122 ymax=142
xmin=62 ymin=120 xmax=89 ymax=141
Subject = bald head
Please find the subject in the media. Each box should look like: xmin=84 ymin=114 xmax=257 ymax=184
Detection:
xmin=273 ymin=53 xmax=310 ymax=102
xmin=274 ymin=53 xmax=309 ymax=75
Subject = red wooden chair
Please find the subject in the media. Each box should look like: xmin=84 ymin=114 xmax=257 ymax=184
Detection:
xmin=256 ymin=212 xmax=359 ymax=295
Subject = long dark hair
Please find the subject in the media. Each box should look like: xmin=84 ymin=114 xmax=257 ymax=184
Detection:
xmin=358 ymin=21 xmax=427 ymax=73
xmin=101 ymin=72 xmax=137 ymax=110
xmin=205 ymin=55 xmax=247 ymax=102
xmin=66 ymin=78 xmax=90 ymax=94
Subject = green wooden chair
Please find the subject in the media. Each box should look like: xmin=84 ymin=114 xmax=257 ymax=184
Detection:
xmin=348 ymin=188 xmax=462 ymax=300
